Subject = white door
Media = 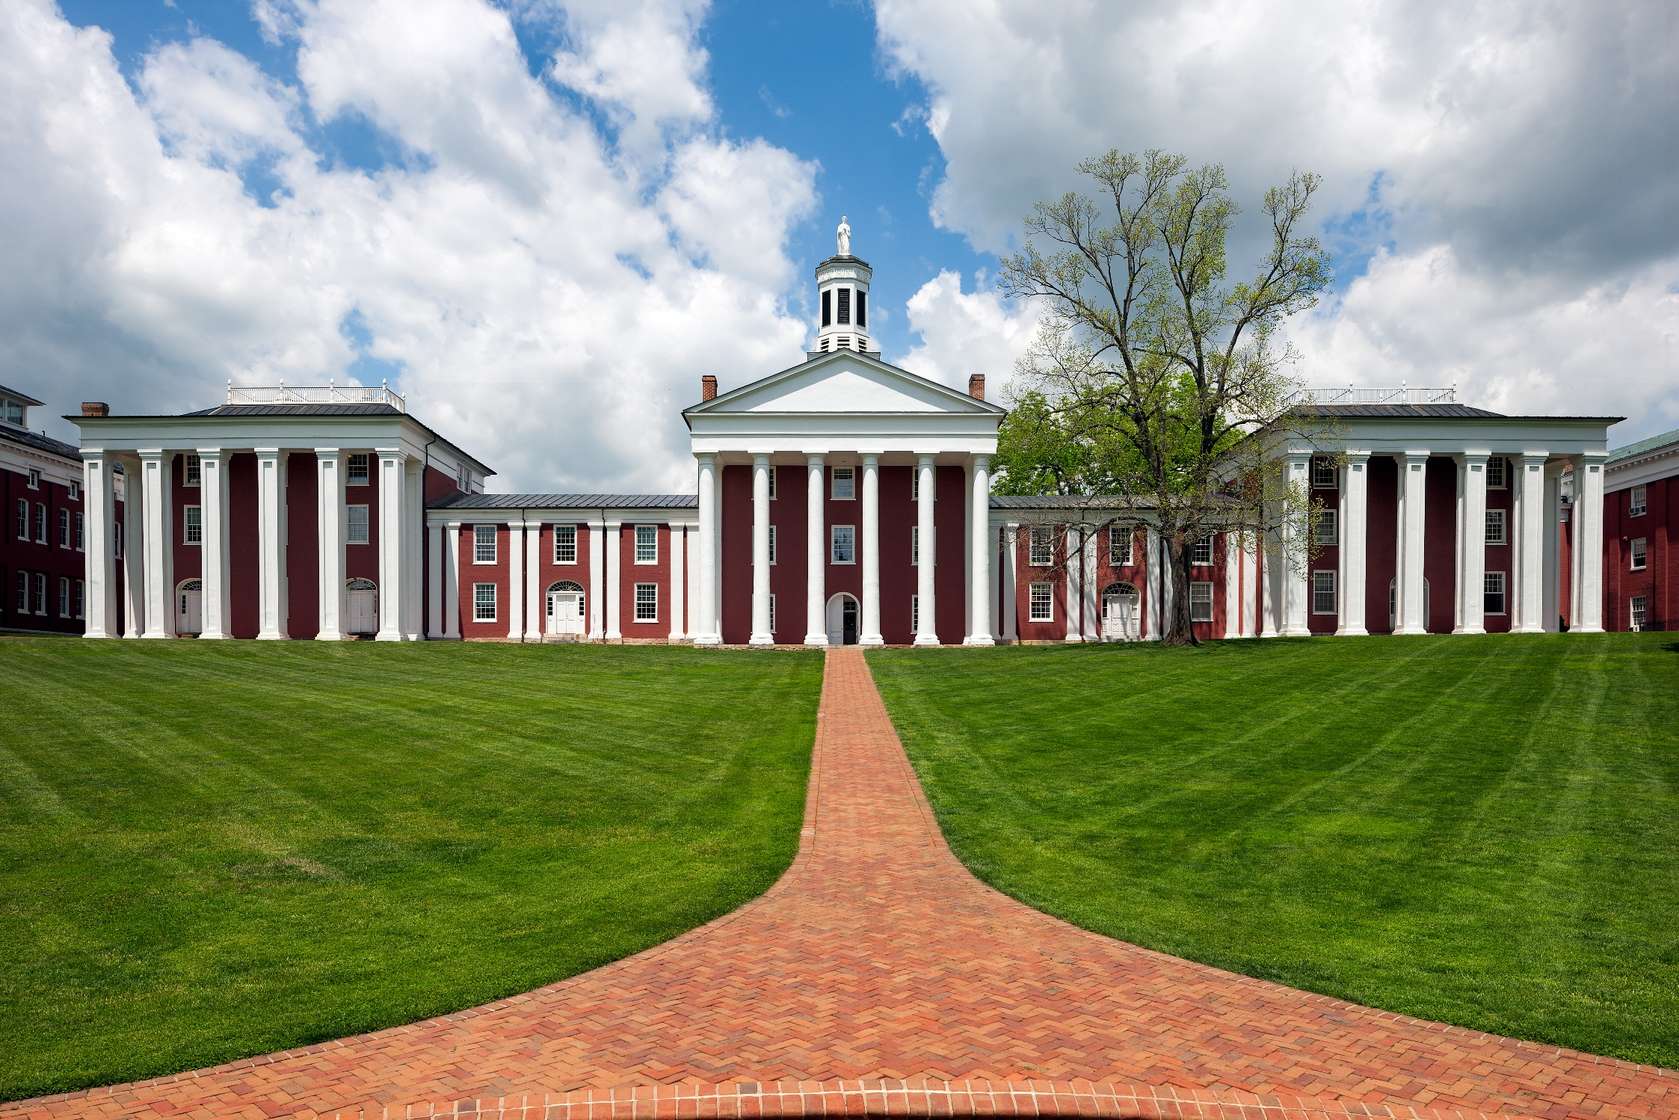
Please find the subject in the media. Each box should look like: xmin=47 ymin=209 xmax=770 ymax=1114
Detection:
xmin=178 ymin=583 xmax=202 ymax=634
xmin=1103 ymin=587 xmax=1138 ymax=641
xmin=547 ymin=590 xmax=584 ymax=636
xmin=348 ymin=588 xmax=377 ymax=635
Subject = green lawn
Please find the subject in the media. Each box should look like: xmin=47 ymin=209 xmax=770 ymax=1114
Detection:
xmin=0 ymin=639 xmax=821 ymax=1102
xmin=869 ymin=634 xmax=1679 ymax=1069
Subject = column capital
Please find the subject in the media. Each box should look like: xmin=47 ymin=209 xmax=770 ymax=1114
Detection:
xmin=1343 ymin=448 xmax=1372 ymax=464
xmin=137 ymin=447 xmax=167 ymax=462
xmin=1400 ymin=449 xmax=1431 ymax=465
xmin=377 ymin=448 xmax=408 ymax=463
xmin=1573 ymin=449 xmax=1610 ymax=464
xmin=1457 ymin=450 xmax=1491 ymax=465
xmin=695 ymin=451 xmax=717 ymax=466
xmin=860 ymin=452 xmax=881 ymax=466
xmin=972 ymin=452 xmax=991 ymax=468
xmin=604 ymin=518 xmax=622 ymax=529
xmin=522 ymin=519 xmax=544 ymax=530
xmin=752 ymin=452 xmax=771 ymax=466
xmin=445 ymin=520 xmax=461 ymax=530
xmin=806 ymin=453 xmax=825 ymax=467
xmin=1519 ymin=450 xmax=1550 ymax=466
xmin=195 ymin=447 xmax=227 ymax=461
xmin=253 ymin=447 xmax=284 ymax=460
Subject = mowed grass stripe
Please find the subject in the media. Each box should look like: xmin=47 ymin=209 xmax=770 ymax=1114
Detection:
xmin=869 ymin=634 xmax=1679 ymax=1069
xmin=0 ymin=639 xmax=821 ymax=1102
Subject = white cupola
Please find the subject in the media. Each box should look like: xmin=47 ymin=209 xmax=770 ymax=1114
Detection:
xmin=813 ymin=215 xmax=878 ymax=355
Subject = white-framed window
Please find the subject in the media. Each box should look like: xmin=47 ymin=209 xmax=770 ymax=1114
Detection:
xmin=910 ymin=593 xmax=919 ymax=633
xmin=15 ymin=571 xmax=27 ymax=612
xmin=34 ymin=502 xmax=46 ymax=543
xmin=346 ymin=504 xmax=370 ymax=545
xmin=184 ymin=454 xmax=201 ymax=487
xmin=27 ymin=468 xmax=41 ymax=490
xmin=1485 ymin=508 xmax=1507 ymax=545
xmin=553 ymin=524 xmax=577 ymax=564
xmin=74 ymin=579 xmax=84 ymax=619
xmin=769 ymin=593 xmax=777 ymax=633
xmin=1629 ymin=537 xmax=1647 ymax=571
xmin=1630 ymin=595 xmax=1648 ymax=630
xmin=1312 ymin=570 xmax=1336 ymax=615
xmin=1189 ymin=581 xmax=1214 ymax=622
xmin=831 ymin=466 xmax=855 ymax=500
xmin=768 ymin=524 xmax=777 ymax=565
xmin=472 ymin=582 xmax=496 ymax=622
xmin=74 ymin=511 xmax=84 ymax=551
xmin=1311 ymin=458 xmax=1336 ymax=489
xmin=1485 ymin=570 xmax=1507 ymax=616
xmin=634 ymin=524 xmax=658 ymax=564
xmin=634 ymin=582 xmax=658 ymax=622
xmin=830 ymin=524 xmax=855 ymax=564
xmin=473 ymin=524 xmax=497 ymax=564
xmin=1029 ymin=581 xmax=1054 ymax=622
xmin=183 ymin=505 xmax=202 ymax=545
xmin=58 ymin=508 xmax=70 ymax=548
xmin=33 ymin=572 xmax=46 ymax=615
xmin=1191 ymin=537 xmax=1213 ymax=566
xmin=347 ymin=453 xmax=370 ymax=486
xmin=1487 ymin=456 xmax=1507 ymax=489
xmin=1109 ymin=524 xmax=1132 ymax=566
xmin=766 ymin=466 xmax=777 ymax=500
xmin=1629 ymin=484 xmax=1647 ymax=517
xmin=1313 ymin=509 xmax=1337 ymax=547
xmin=1029 ymin=526 xmax=1053 ymax=567
xmin=15 ymin=498 xmax=27 ymax=540
xmin=68 ymin=481 xmax=80 ymax=501
xmin=58 ymin=577 xmax=69 ymax=618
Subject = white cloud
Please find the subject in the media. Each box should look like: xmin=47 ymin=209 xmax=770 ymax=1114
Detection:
xmin=0 ymin=0 xmax=819 ymax=492
xmin=900 ymin=270 xmax=1043 ymax=395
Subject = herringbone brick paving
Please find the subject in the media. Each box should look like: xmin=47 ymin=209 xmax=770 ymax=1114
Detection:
xmin=6 ymin=649 xmax=1673 ymax=1120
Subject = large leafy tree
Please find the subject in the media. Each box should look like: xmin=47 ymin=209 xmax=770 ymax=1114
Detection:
xmin=998 ymin=150 xmax=1332 ymax=645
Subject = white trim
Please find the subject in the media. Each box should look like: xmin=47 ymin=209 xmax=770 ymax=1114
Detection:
xmin=831 ymin=465 xmax=855 ymax=500
xmin=472 ymin=581 xmax=497 ymax=623
xmin=1189 ymin=580 xmax=1215 ymax=623
xmin=473 ymin=523 xmax=497 ymax=564
xmin=182 ymin=504 xmax=202 ymax=546
xmin=553 ymin=523 xmax=578 ymax=565
xmin=346 ymin=503 xmax=370 ymax=545
xmin=1028 ymin=581 xmax=1054 ymax=623
xmin=831 ymin=523 xmax=856 ymax=564
xmin=633 ymin=523 xmax=659 ymax=565
xmin=1484 ymin=570 xmax=1508 ymax=616
xmin=1485 ymin=507 xmax=1507 ymax=546
xmin=633 ymin=581 xmax=659 ymax=623
xmin=1311 ymin=569 xmax=1336 ymax=616
xmin=346 ymin=452 xmax=371 ymax=486
xmin=1628 ymin=483 xmax=1647 ymax=517
xmin=1629 ymin=537 xmax=1647 ymax=571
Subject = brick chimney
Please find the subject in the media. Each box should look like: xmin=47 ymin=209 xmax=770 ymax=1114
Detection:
xmin=701 ymin=374 xmax=718 ymax=402
xmin=80 ymin=402 xmax=109 ymax=417
xmin=967 ymin=374 xmax=985 ymax=401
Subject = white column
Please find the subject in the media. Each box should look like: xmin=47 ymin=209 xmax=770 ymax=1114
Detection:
xmin=505 ymin=520 xmax=524 ymax=642
xmin=1145 ymin=525 xmax=1163 ymax=639
xmin=256 ymin=449 xmax=288 ymax=639
xmin=914 ymin=454 xmax=938 ymax=645
xmin=860 ymin=454 xmax=883 ymax=645
xmin=1258 ymin=512 xmax=1278 ymax=638
xmin=965 ymin=455 xmax=994 ymax=645
xmin=427 ymin=522 xmax=444 ymax=638
xmin=1396 ymin=451 xmax=1429 ymax=635
xmin=404 ymin=458 xmax=424 ymax=641
xmin=316 ymin=450 xmax=344 ymax=640
xmin=1337 ymin=452 xmax=1369 ymax=636
xmin=375 ymin=451 xmax=406 ymax=641
xmin=120 ymin=457 xmax=146 ymax=637
xmin=1001 ymin=522 xmax=1018 ymax=642
xmin=1455 ymin=453 xmax=1488 ymax=635
xmin=669 ymin=520 xmax=686 ymax=641
xmin=1543 ymin=465 xmax=1563 ymax=632
xmin=749 ymin=455 xmax=773 ymax=645
xmin=1064 ymin=525 xmax=1083 ymax=642
xmin=1573 ymin=452 xmax=1606 ymax=632
xmin=804 ymin=455 xmax=827 ymax=645
xmin=1158 ymin=529 xmax=1177 ymax=638
xmin=1281 ymin=454 xmax=1311 ymax=636
xmin=694 ymin=454 xmax=720 ymax=644
xmin=1081 ymin=530 xmax=1099 ymax=641
xmin=139 ymin=449 xmax=175 ymax=638
xmin=443 ymin=520 xmax=463 ymax=634
xmin=197 ymin=449 xmax=230 ymax=639
xmin=685 ymin=524 xmax=699 ymax=639
xmin=989 ymin=522 xmax=1003 ymax=641
xmin=1223 ymin=529 xmax=1241 ymax=638
xmin=604 ymin=519 xmax=622 ymax=639
xmin=82 ymin=453 xmax=117 ymax=638
xmin=1513 ymin=451 xmax=1547 ymax=633
xmin=525 ymin=519 xmax=542 ymax=640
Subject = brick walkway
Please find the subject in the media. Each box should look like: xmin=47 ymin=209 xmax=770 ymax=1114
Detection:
xmin=7 ymin=649 xmax=1675 ymax=1120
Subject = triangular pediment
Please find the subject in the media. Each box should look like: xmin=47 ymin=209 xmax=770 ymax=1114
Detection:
xmin=686 ymin=351 xmax=1003 ymax=417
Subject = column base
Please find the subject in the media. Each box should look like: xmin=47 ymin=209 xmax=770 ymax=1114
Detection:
xmin=963 ymin=635 xmax=995 ymax=647
xmin=693 ymin=633 xmax=722 ymax=646
xmin=1511 ymin=625 xmax=1544 ymax=635
xmin=257 ymin=631 xmax=288 ymax=641
xmin=1452 ymin=625 xmax=1486 ymax=635
xmin=375 ymin=631 xmax=406 ymax=642
xmin=748 ymin=633 xmax=775 ymax=646
xmin=315 ymin=631 xmax=344 ymax=641
xmin=605 ymin=630 xmax=623 ymax=641
xmin=1394 ymin=625 xmax=1428 ymax=636
xmin=859 ymin=634 xmax=884 ymax=646
xmin=912 ymin=634 xmax=940 ymax=647
xmin=1280 ymin=626 xmax=1312 ymax=637
xmin=1572 ymin=625 xmax=1604 ymax=634
xmin=1334 ymin=626 xmax=1369 ymax=637
xmin=803 ymin=633 xmax=829 ymax=647
xmin=1064 ymin=634 xmax=1084 ymax=643
xmin=198 ymin=632 xmax=229 ymax=640
xmin=141 ymin=630 xmax=171 ymax=639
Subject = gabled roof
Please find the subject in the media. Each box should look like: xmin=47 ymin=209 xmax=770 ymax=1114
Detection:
xmin=432 ymin=493 xmax=696 ymax=510
xmin=1608 ymin=427 xmax=1679 ymax=465
xmin=0 ymin=384 xmax=45 ymax=407
xmin=683 ymin=348 xmax=1004 ymax=421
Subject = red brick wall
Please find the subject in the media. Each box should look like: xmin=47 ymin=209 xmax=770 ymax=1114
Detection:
xmin=619 ymin=523 xmax=672 ymax=639
xmin=171 ymin=453 xmax=200 ymax=589
xmin=1014 ymin=526 xmax=1069 ymax=642
xmin=721 ymin=466 xmax=752 ymax=644
xmin=877 ymin=466 xmax=913 ymax=644
xmin=228 ymin=452 xmax=260 ymax=638
xmin=344 ymin=457 xmax=379 ymax=583
xmin=1424 ymin=457 xmax=1458 ymax=634
xmin=459 ymin=522 xmax=510 ymax=640
xmin=1365 ymin=456 xmax=1398 ymax=633
xmin=286 ymin=452 xmax=319 ymax=639
xmin=1307 ymin=458 xmax=1341 ymax=635
xmin=1484 ymin=458 xmax=1513 ymax=633
xmin=767 ymin=467 xmax=805 ymax=644
xmin=933 ymin=465 xmax=967 ymax=643
xmin=1605 ymin=474 xmax=1676 ymax=631
xmin=535 ymin=522 xmax=591 ymax=637
xmin=1 ymin=462 xmax=108 ymax=634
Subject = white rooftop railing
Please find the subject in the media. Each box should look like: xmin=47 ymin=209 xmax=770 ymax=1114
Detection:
xmin=1291 ymin=383 xmax=1457 ymax=406
xmin=225 ymin=380 xmax=406 ymax=412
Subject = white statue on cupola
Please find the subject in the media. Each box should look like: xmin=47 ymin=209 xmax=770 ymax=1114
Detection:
xmin=836 ymin=214 xmax=851 ymax=257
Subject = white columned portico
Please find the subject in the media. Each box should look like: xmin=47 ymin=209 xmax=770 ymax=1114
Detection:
xmin=860 ymin=454 xmax=883 ymax=645
xmin=604 ymin=519 xmax=622 ymax=640
xmin=375 ymin=451 xmax=407 ymax=641
xmin=668 ymin=520 xmax=686 ymax=641
xmin=914 ymin=455 xmax=938 ymax=645
xmin=444 ymin=521 xmax=462 ymax=638
xmin=197 ymin=449 xmax=231 ymax=639
xmin=1281 ymin=453 xmax=1311 ymax=637
xmin=1455 ymin=453 xmax=1488 ymax=635
xmin=427 ymin=522 xmax=444 ymax=638
xmin=1395 ymin=451 xmax=1429 ymax=635
xmin=315 ymin=450 xmax=345 ymax=640
xmin=749 ymin=455 xmax=773 ymax=645
xmin=82 ymin=453 xmax=118 ymax=638
xmin=1337 ymin=453 xmax=1369 ymax=636
xmin=255 ymin=449 xmax=288 ymax=639
xmin=139 ymin=449 xmax=175 ymax=638
xmin=1542 ymin=465 xmax=1563 ymax=632
xmin=1513 ymin=451 xmax=1548 ymax=633
xmin=965 ymin=455 xmax=994 ymax=645
xmin=804 ymin=455 xmax=827 ymax=645
xmin=694 ymin=454 xmax=720 ymax=644
xmin=1064 ymin=525 xmax=1083 ymax=642
xmin=524 ymin=519 xmax=543 ymax=641
xmin=505 ymin=520 xmax=525 ymax=642
xmin=1572 ymin=452 xmax=1606 ymax=632
xmin=121 ymin=456 xmax=146 ymax=637
xmin=1001 ymin=521 xmax=1018 ymax=642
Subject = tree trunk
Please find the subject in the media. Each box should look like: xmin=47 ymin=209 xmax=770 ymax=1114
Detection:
xmin=1162 ymin=535 xmax=1199 ymax=647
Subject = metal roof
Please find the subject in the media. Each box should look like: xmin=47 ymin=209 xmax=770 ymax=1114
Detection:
xmin=431 ymin=492 xmax=698 ymax=510
xmin=184 ymin=403 xmax=405 ymax=417
xmin=1290 ymin=403 xmax=1507 ymax=419
xmin=0 ymin=424 xmax=80 ymax=462
xmin=1608 ymin=427 xmax=1679 ymax=465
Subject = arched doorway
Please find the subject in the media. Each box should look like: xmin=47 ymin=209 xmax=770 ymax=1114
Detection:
xmin=546 ymin=580 xmax=585 ymax=638
xmin=346 ymin=578 xmax=378 ymax=636
xmin=1101 ymin=582 xmax=1140 ymax=641
xmin=825 ymin=592 xmax=860 ymax=646
xmin=175 ymin=578 xmax=202 ymax=635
